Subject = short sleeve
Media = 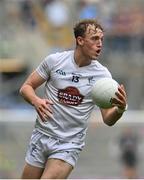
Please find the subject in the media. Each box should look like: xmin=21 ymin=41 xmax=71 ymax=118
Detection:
xmin=36 ymin=56 xmax=51 ymax=80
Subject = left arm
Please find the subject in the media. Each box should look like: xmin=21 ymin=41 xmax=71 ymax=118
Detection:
xmin=100 ymin=84 xmax=128 ymax=126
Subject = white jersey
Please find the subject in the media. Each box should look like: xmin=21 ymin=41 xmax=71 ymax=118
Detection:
xmin=35 ymin=50 xmax=112 ymax=144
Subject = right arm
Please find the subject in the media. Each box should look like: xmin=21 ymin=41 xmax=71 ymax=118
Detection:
xmin=20 ymin=71 xmax=53 ymax=121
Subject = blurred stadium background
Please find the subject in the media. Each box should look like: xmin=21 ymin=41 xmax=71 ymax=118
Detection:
xmin=0 ymin=0 xmax=144 ymax=178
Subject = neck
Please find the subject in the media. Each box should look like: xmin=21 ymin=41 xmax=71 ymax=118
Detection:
xmin=74 ymin=48 xmax=91 ymax=67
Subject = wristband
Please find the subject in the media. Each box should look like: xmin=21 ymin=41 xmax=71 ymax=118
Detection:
xmin=116 ymin=104 xmax=128 ymax=114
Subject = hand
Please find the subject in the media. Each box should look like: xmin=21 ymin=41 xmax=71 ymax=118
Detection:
xmin=33 ymin=97 xmax=54 ymax=121
xmin=111 ymin=84 xmax=127 ymax=111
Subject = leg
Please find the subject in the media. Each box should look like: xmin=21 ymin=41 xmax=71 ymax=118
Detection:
xmin=41 ymin=158 xmax=73 ymax=179
xmin=21 ymin=130 xmax=46 ymax=179
xmin=21 ymin=163 xmax=44 ymax=179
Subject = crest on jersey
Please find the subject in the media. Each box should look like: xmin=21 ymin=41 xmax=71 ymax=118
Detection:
xmin=58 ymin=86 xmax=84 ymax=106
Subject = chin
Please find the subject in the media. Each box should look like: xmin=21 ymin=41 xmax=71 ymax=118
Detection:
xmin=91 ymin=55 xmax=98 ymax=60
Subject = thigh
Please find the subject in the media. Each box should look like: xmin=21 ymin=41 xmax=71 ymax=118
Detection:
xmin=41 ymin=158 xmax=73 ymax=179
xmin=21 ymin=163 xmax=44 ymax=179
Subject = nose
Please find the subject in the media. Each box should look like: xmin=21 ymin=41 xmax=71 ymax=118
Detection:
xmin=97 ymin=39 xmax=102 ymax=47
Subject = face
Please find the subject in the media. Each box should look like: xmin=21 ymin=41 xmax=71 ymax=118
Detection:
xmin=77 ymin=24 xmax=104 ymax=60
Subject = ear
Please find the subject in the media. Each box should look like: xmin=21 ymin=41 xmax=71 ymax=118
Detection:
xmin=77 ymin=36 xmax=84 ymax=46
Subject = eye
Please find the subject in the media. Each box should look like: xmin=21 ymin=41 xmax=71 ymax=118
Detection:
xmin=92 ymin=36 xmax=99 ymax=41
xmin=91 ymin=36 xmax=104 ymax=43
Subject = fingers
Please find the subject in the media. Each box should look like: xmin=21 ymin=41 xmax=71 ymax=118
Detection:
xmin=41 ymin=101 xmax=53 ymax=113
xmin=35 ymin=99 xmax=54 ymax=122
xmin=111 ymin=84 xmax=127 ymax=109
xmin=37 ymin=110 xmax=51 ymax=122
xmin=118 ymin=84 xmax=127 ymax=98
xmin=45 ymin=99 xmax=54 ymax=105
xmin=38 ymin=105 xmax=53 ymax=119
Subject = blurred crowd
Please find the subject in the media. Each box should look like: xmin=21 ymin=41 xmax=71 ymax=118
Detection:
xmin=19 ymin=0 xmax=144 ymax=51
xmin=1 ymin=2 xmax=144 ymax=179
xmin=0 ymin=0 xmax=144 ymax=109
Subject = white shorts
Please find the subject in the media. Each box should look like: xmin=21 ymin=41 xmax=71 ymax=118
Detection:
xmin=25 ymin=129 xmax=84 ymax=168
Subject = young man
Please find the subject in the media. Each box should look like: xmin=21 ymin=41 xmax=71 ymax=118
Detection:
xmin=20 ymin=19 xmax=127 ymax=179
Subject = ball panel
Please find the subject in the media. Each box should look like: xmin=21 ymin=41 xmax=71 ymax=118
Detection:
xmin=91 ymin=78 xmax=119 ymax=108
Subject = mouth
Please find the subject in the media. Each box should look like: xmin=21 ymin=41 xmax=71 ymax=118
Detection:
xmin=96 ymin=49 xmax=101 ymax=54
